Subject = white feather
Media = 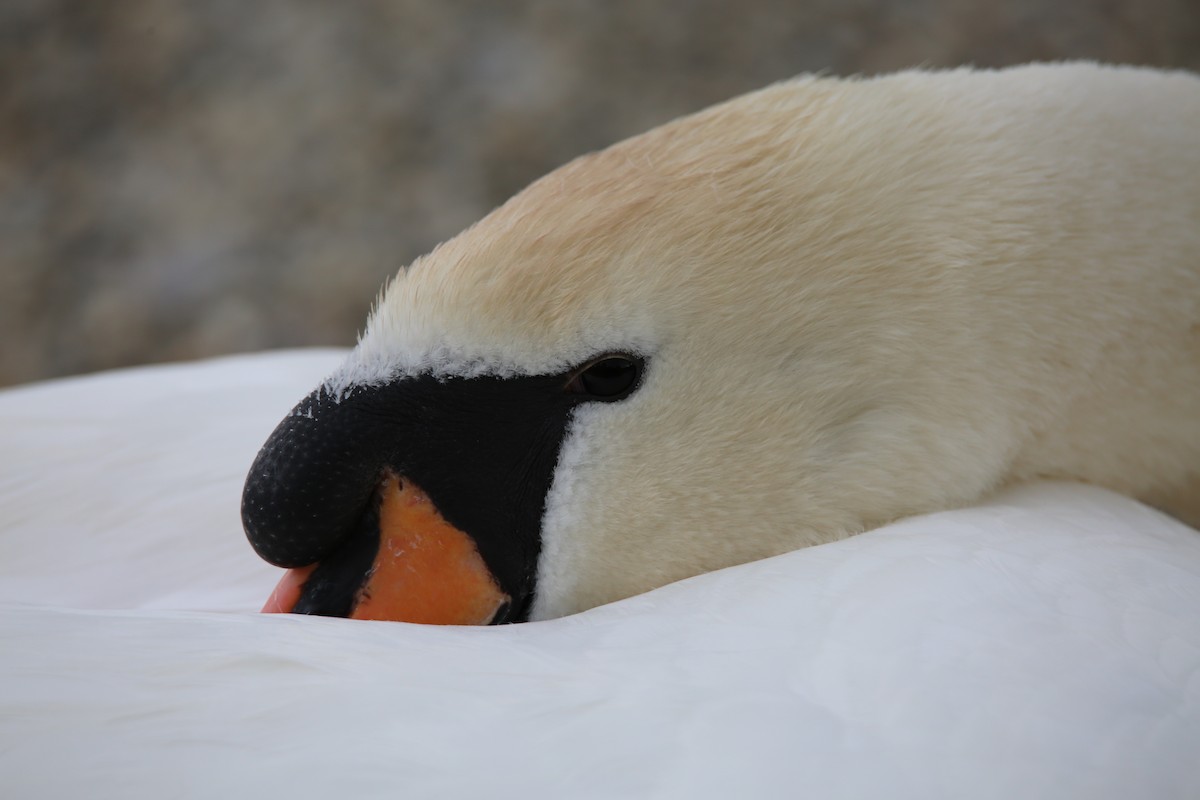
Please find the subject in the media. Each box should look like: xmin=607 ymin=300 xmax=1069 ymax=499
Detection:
xmin=1 ymin=351 xmax=1198 ymax=798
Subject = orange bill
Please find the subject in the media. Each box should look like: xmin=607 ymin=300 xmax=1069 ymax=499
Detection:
xmin=262 ymin=473 xmax=510 ymax=625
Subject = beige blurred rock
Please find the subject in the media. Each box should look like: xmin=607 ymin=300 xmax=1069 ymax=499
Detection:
xmin=1 ymin=0 xmax=1197 ymax=386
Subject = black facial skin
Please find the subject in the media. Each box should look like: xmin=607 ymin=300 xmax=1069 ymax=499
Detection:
xmin=289 ymin=499 xmax=382 ymax=618
xmin=241 ymin=355 xmax=644 ymax=624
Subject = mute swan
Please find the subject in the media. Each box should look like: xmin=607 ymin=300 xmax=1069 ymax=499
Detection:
xmin=2 ymin=61 xmax=1199 ymax=798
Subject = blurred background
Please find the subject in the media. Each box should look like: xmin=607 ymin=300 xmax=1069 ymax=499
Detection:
xmin=2 ymin=0 xmax=1198 ymax=387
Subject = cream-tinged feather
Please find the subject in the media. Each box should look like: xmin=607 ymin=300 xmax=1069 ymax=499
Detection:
xmin=326 ymin=63 xmax=1199 ymax=618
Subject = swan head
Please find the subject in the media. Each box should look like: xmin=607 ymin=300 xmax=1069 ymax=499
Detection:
xmin=242 ymin=69 xmax=1070 ymax=622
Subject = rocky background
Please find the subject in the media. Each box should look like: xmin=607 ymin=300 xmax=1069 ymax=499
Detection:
xmin=2 ymin=0 xmax=1198 ymax=386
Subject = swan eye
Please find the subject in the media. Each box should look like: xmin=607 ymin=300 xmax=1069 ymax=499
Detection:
xmin=566 ymin=355 xmax=643 ymax=401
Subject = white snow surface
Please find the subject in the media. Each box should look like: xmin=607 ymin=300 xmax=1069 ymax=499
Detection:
xmin=0 ymin=349 xmax=1198 ymax=799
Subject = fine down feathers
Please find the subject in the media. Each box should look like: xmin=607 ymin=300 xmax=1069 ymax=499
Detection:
xmin=242 ymin=63 xmax=1200 ymax=624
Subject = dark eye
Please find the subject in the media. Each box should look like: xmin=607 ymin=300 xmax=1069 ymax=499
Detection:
xmin=566 ymin=355 xmax=643 ymax=401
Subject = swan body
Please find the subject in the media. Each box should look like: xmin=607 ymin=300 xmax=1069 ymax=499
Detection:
xmin=1 ymin=351 xmax=1199 ymax=798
